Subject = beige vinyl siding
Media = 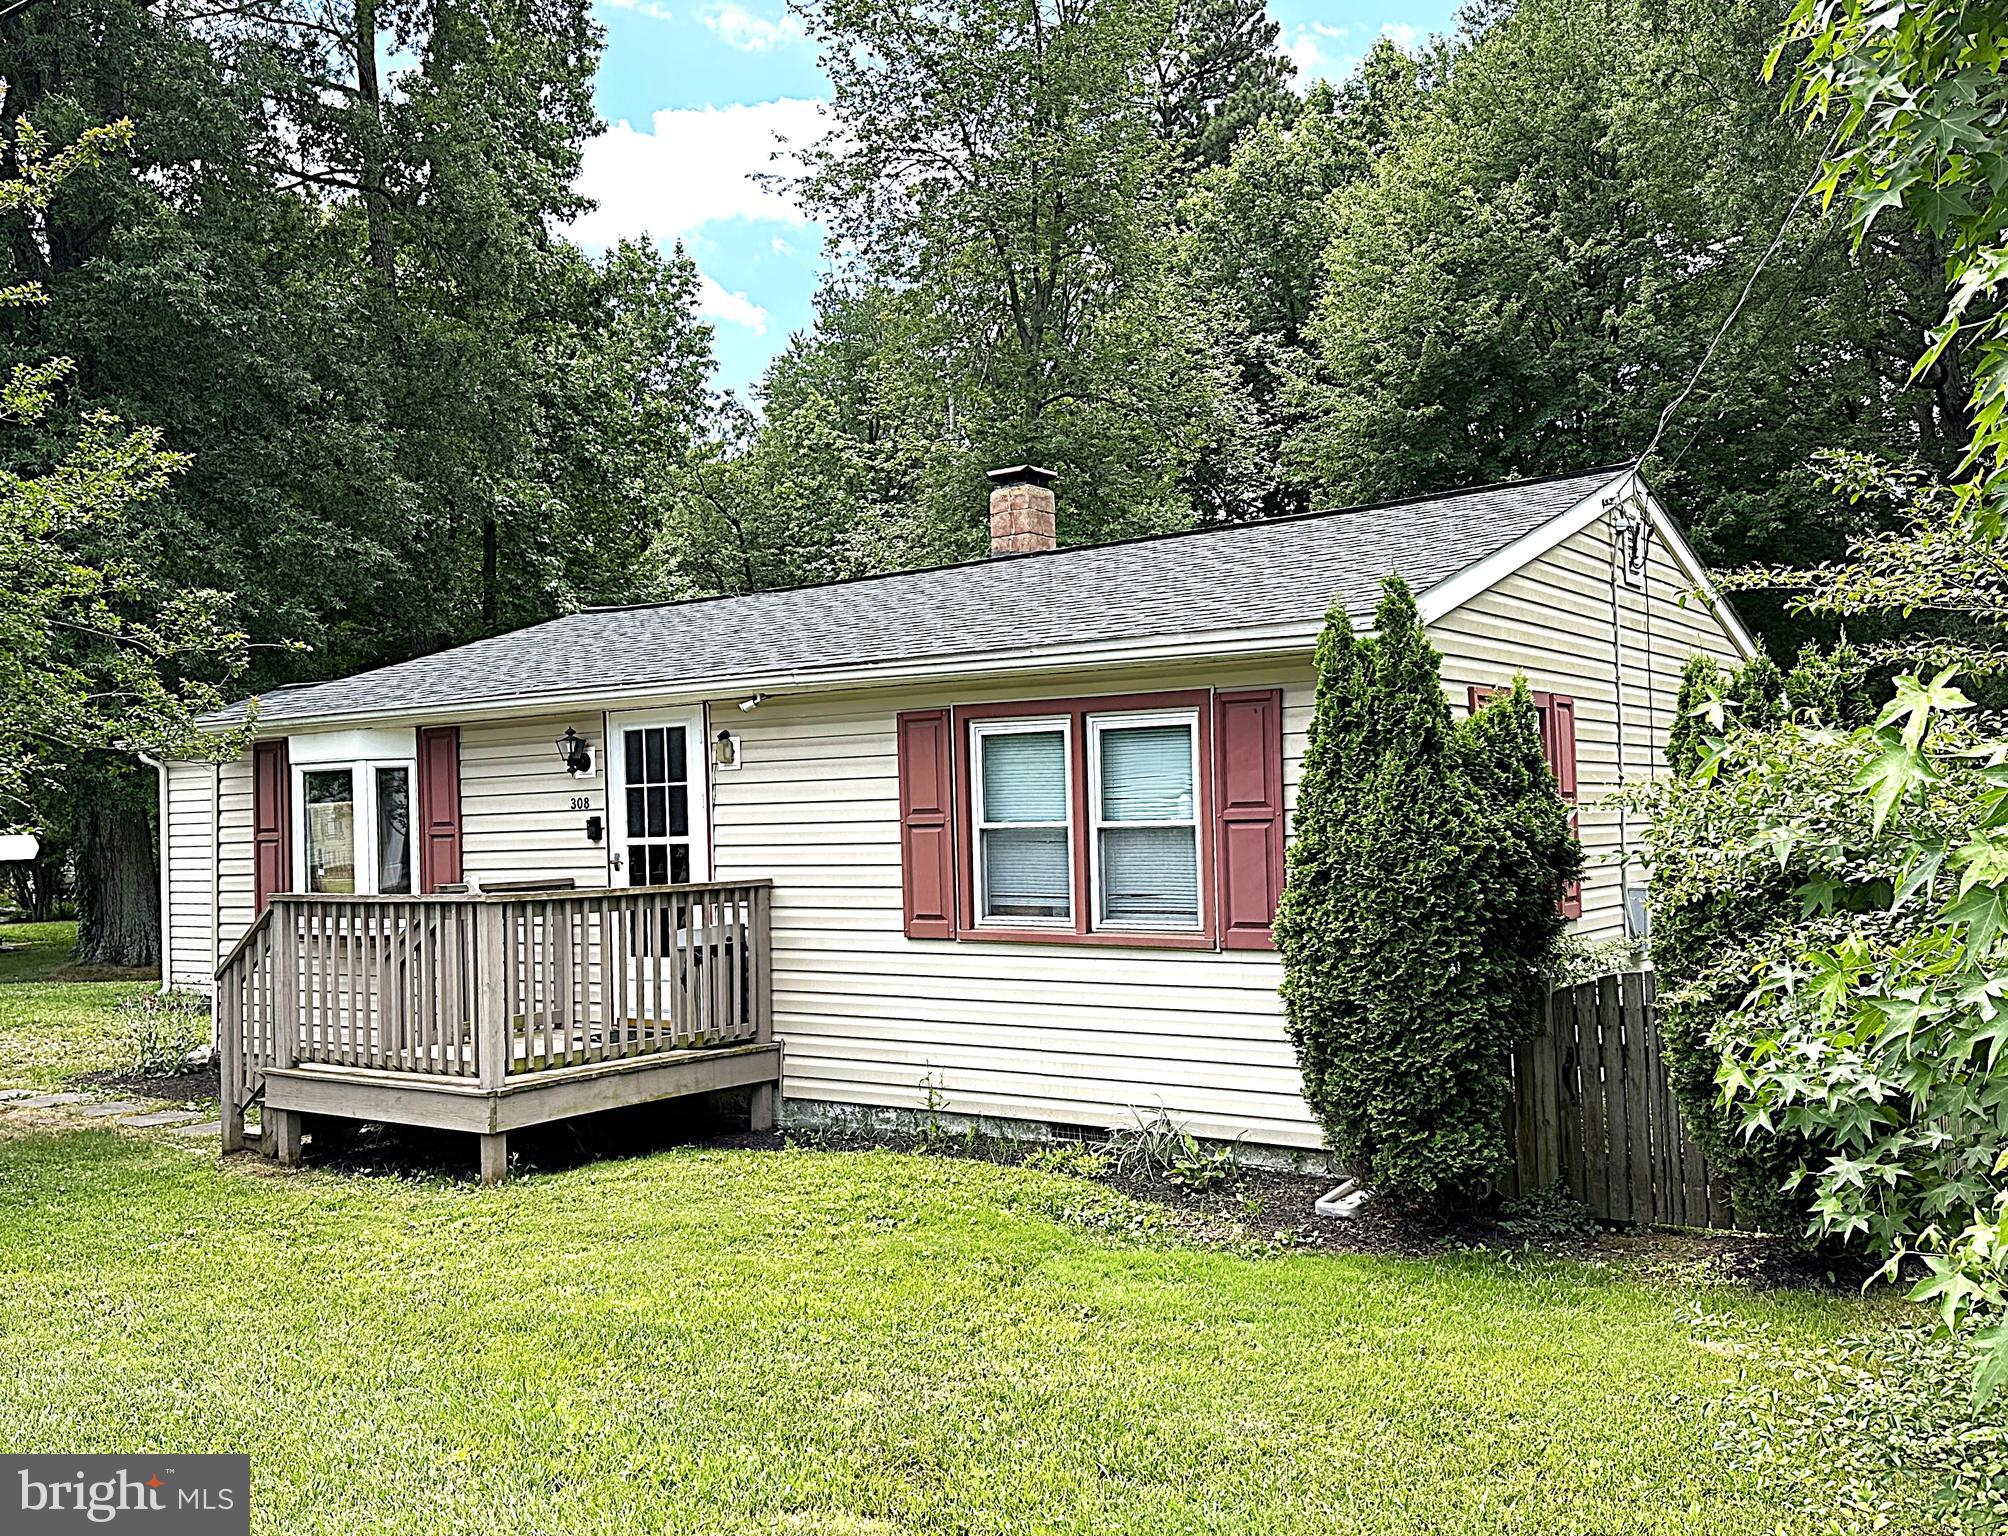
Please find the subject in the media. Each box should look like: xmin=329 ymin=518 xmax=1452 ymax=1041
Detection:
xmin=163 ymin=761 xmax=218 ymax=989
xmin=711 ymin=665 xmax=1322 ymax=1150
xmin=1429 ymin=509 xmax=1748 ymax=940
xmin=458 ymin=713 xmax=610 ymax=891
xmin=216 ymin=753 xmax=255 ymax=972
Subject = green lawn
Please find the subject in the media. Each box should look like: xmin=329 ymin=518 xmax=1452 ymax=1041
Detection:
xmin=0 ymin=920 xmax=155 ymax=1088
xmin=0 ymin=955 xmax=1920 ymax=1534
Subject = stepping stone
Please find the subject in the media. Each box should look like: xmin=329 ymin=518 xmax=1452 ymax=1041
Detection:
xmin=167 ymin=1120 xmax=223 ymax=1138
xmin=0 ymin=1088 xmax=38 ymax=1101
xmin=11 ymin=1093 xmax=88 ymax=1109
xmin=123 ymin=1110 xmax=201 ymax=1127
xmin=76 ymin=1101 xmax=146 ymax=1118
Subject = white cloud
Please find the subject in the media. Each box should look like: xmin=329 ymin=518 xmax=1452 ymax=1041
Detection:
xmin=771 ymin=235 xmax=795 ymax=256
xmin=570 ymin=98 xmax=824 ymax=246
xmin=1284 ymin=21 xmax=1348 ymax=81
xmin=699 ymin=1 xmax=802 ymax=50
xmin=566 ymin=99 xmax=826 ymax=333
xmin=697 ymin=272 xmax=770 ymax=334
xmin=596 ymin=0 xmax=675 ymax=21
xmin=1286 ymin=19 xmax=1420 ymax=83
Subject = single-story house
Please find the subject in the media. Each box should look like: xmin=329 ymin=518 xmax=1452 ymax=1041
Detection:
xmin=157 ymin=464 xmax=1755 ymax=1179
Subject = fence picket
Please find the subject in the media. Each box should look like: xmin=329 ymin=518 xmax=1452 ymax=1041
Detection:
xmin=1508 ymin=972 xmax=1737 ymax=1232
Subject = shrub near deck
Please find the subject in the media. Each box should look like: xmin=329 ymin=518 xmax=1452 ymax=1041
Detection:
xmin=0 ymin=1131 xmax=1920 ymax=1536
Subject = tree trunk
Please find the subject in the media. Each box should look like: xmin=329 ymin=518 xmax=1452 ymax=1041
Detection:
xmin=73 ymin=772 xmax=159 ymax=969
xmin=355 ymin=0 xmax=397 ymax=294
xmin=481 ymin=510 xmax=499 ymax=630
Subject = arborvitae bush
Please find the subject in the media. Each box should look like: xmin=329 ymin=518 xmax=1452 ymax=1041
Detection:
xmin=1276 ymin=577 xmax=1578 ymax=1210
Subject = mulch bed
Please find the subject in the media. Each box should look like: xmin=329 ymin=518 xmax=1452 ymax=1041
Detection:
xmin=74 ymin=1064 xmax=221 ymax=1104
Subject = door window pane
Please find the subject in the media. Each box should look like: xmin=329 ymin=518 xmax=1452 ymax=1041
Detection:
xmin=303 ymin=769 xmax=357 ymax=894
xmin=621 ymin=721 xmax=695 ymax=888
xmin=375 ymin=766 xmax=412 ymax=895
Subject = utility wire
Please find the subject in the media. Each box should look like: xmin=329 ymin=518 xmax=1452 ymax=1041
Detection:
xmin=1634 ymin=123 xmax=1844 ymax=476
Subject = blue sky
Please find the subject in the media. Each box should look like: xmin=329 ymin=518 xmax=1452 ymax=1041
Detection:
xmin=567 ymin=0 xmax=1463 ymax=397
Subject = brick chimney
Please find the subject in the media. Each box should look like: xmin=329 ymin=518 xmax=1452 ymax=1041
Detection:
xmin=987 ymin=465 xmax=1058 ymax=556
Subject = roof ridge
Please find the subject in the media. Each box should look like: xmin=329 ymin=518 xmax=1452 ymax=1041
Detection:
xmin=576 ymin=463 xmax=1633 ymax=619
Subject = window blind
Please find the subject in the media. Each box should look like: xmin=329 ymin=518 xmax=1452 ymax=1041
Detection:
xmin=1097 ymin=722 xmax=1198 ymax=924
xmin=980 ymin=728 xmax=1069 ymax=919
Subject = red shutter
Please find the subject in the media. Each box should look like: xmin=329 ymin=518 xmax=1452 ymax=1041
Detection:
xmin=251 ymin=738 xmax=291 ymax=913
xmin=1213 ymin=689 xmax=1285 ymax=950
xmin=1544 ymin=694 xmax=1579 ymax=801
xmin=1538 ymin=693 xmax=1584 ymax=917
xmin=896 ymin=708 xmax=956 ymax=939
xmin=417 ymin=725 xmax=464 ymax=893
xmin=1467 ymin=683 xmax=1508 ymax=714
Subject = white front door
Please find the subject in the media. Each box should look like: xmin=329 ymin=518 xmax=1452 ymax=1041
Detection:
xmin=605 ymin=708 xmax=710 ymax=887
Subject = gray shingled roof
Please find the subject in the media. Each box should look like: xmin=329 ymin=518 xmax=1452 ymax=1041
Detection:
xmin=213 ymin=467 xmax=1622 ymax=727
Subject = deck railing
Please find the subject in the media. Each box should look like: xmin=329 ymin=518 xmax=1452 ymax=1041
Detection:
xmin=216 ymin=881 xmax=773 ymax=1148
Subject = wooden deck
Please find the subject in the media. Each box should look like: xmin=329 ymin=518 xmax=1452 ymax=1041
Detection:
xmin=215 ymin=881 xmax=777 ymax=1183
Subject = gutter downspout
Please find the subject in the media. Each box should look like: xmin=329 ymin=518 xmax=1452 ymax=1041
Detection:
xmin=136 ymin=752 xmax=171 ymax=996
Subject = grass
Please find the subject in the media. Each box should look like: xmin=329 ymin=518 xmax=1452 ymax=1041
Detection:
xmin=0 ymin=951 xmax=1923 ymax=1533
xmin=0 ymin=920 xmax=155 ymax=1089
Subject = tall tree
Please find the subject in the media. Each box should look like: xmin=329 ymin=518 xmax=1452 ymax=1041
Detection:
xmin=0 ymin=118 xmax=248 ymax=965
xmin=1291 ymin=0 xmax=1958 ymax=655
xmin=777 ymin=0 xmax=1259 ymax=562
xmin=1180 ymin=48 xmax=1416 ymax=517
xmin=0 ymin=0 xmax=716 ymax=956
xmin=1151 ymin=0 xmax=1297 ymax=168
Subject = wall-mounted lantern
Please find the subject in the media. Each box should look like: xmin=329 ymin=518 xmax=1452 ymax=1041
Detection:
xmin=714 ymin=729 xmax=742 ymax=770
xmin=556 ymin=727 xmax=595 ymax=777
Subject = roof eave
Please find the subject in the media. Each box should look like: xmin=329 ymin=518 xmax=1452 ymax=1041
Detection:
xmin=203 ymin=614 xmax=1336 ymax=736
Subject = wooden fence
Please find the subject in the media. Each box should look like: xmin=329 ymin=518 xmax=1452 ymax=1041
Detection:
xmin=1501 ymin=970 xmax=1737 ymax=1230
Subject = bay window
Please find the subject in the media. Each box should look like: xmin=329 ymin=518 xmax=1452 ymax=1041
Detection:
xmin=293 ymin=760 xmax=416 ymax=896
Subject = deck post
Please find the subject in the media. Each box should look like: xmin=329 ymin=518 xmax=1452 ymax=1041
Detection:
xmin=477 ymin=1132 xmax=508 ymax=1186
xmin=273 ymin=901 xmax=299 ymax=1073
xmin=268 ymin=1108 xmax=302 ymax=1168
xmin=218 ymin=990 xmax=244 ymax=1154
xmin=475 ymin=900 xmax=508 ymax=1090
xmin=750 ymin=885 xmax=777 ymax=1132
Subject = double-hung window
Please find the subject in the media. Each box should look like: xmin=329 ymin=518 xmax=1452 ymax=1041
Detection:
xmin=972 ymin=719 xmax=1073 ymax=925
xmin=1089 ymin=712 xmax=1202 ymax=931
xmin=897 ymin=688 xmax=1285 ymax=949
xmin=295 ymin=760 xmax=416 ymax=896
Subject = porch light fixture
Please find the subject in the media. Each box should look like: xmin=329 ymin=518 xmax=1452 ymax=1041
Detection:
xmin=555 ymin=727 xmax=595 ymax=777
xmin=714 ymin=729 xmax=741 ymax=770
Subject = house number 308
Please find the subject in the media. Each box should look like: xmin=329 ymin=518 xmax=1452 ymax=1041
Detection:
xmin=569 ymin=796 xmax=592 ymax=811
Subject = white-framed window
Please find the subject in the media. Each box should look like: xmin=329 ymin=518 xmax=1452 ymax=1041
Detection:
xmin=293 ymin=759 xmax=416 ymax=896
xmin=970 ymin=717 xmax=1073 ymax=926
xmin=1088 ymin=710 xmax=1202 ymax=931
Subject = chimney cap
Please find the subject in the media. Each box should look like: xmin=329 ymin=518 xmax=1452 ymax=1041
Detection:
xmin=986 ymin=464 xmax=1058 ymax=490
